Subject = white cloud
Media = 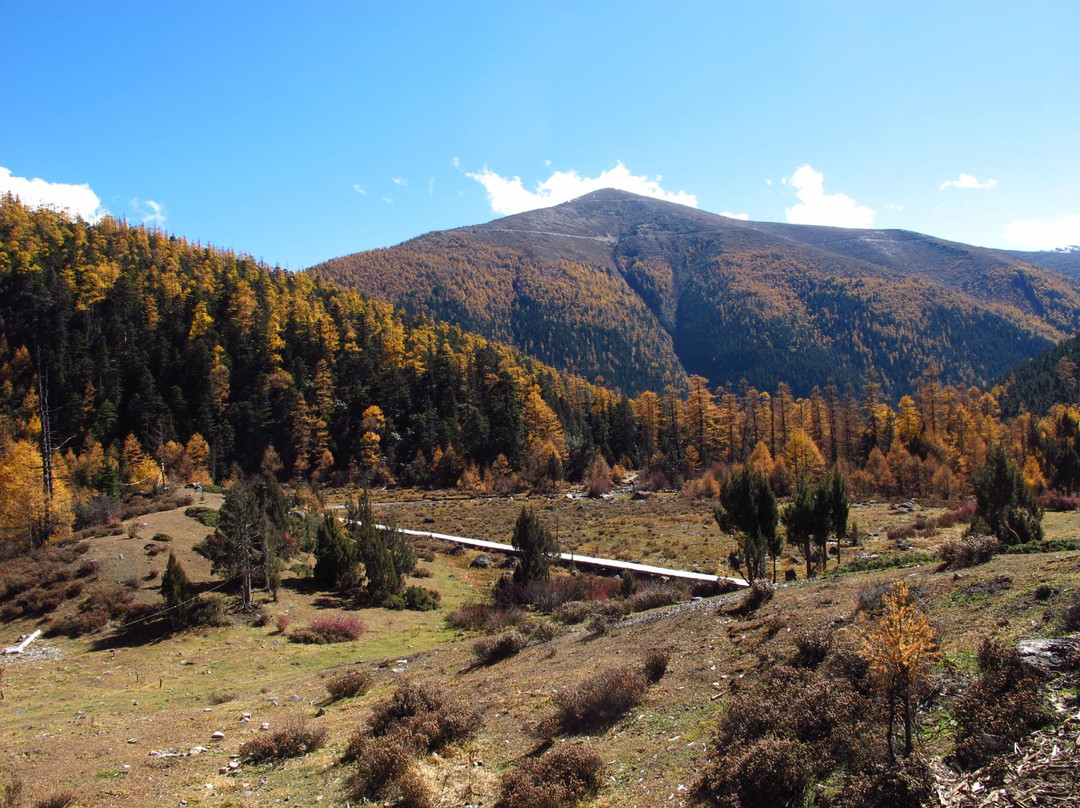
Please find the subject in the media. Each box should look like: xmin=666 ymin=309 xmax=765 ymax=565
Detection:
xmin=783 ymin=164 xmax=874 ymax=228
xmin=721 ymin=211 xmax=750 ymax=220
xmin=765 ymin=179 xmax=773 ymax=186
xmin=381 ymin=196 xmax=393 ymax=204
xmin=428 ymin=177 xmax=435 ymax=196
xmin=391 ymin=177 xmax=408 ymax=186
xmin=353 ymin=184 xmax=369 ymax=196
xmin=1003 ymin=214 xmax=1080 ymax=251
xmin=0 ymin=166 xmax=105 ymax=222
xmin=940 ymin=173 xmax=997 ymax=190
xmin=451 ymin=156 xmax=460 ymax=168
xmin=466 ymin=160 xmax=698 ymax=215
xmin=132 ymin=199 xmax=166 ymax=227
xmin=883 ymin=202 xmax=904 ymax=211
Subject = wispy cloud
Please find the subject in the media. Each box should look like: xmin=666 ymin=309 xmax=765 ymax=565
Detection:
xmin=381 ymin=196 xmax=393 ymax=204
xmin=353 ymin=184 xmax=370 ymax=196
xmin=940 ymin=173 xmax=997 ymax=190
xmin=132 ymin=198 xmax=166 ymax=227
xmin=428 ymin=177 xmax=435 ymax=196
xmin=466 ymin=160 xmax=697 ymax=215
xmin=0 ymin=166 xmax=105 ymax=222
xmin=1003 ymin=214 xmax=1080 ymax=251
xmin=721 ymin=211 xmax=750 ymax=220
xmin=391 ymin=177 xmax=408 ymax=186
xmin=783 ymin=164 xmax=874 ymax=228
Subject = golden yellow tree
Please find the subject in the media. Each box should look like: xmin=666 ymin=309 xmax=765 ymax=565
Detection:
xmin=861 ymin=580 xmax=939 ymax=758
xmin=0 ymin=435 xmax=73 ymax=549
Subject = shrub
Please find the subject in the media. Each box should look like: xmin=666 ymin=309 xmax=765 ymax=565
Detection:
xmin=821 ymin=758 xmax=933 ymax=808
xmin=642 ymin=649 xmax=669 ymax=683
xmin=498 ymin=744 xmax=604 ymax=808
xmin=844 ymin=551 xmax=939 ymax=573
xmin=367 ymin=682 xmax=483 ymax=753
xmin=519 ymin=618 xmax=562 ymax=643
xmin=412 ymin=565 xmax=433 ymax=578
xmin=275 ymin=613 xmax=292 ymax=634
xmin=1041 ymin=491 xmax=1080 ymax=512
xmin=75 ymin=559 xmax=99 ymax=578
xmin=937 ymin=535 xmax=1004 ymax=569
xmin=447 ymin=603 xmax=523 ymax=633
xmin=33 ymin=793 xmax=78 ymax=808
xmin=239 ymin=719 xmax=327 ymax=763
xmin=552 ymin=601 xmax=591 ymax=625
xmin=627 ymin=582 xmax=687 ymax=613
xmin=184 ymin=506 xmax=220 ymax=527
xmin=1064 ymin=591 xmax=1080 ymax=631
xmin=291 ymin=614 xmax=365 ymax=644
xmin=187 ymin=593 xmax=227 ymax=627
xmin=586 ymin=613 xmax=613 ymax=636
xmin=403 ymin=585 xmax=440 ymax=611
xmin=473 ymin=631 xmax=528 ymax=665
xmin=151 ymin=532 xmax=172 ymax=542
xmin=1 ymin=776 xmax=22 ymax=808
xmin=543 ymin=664 xmax=648 ymax=736
xmin=343 ymin=735 xmax=432 ymax=808
xmin=46 ymin=608 xmax=109 ymax=638
xmin=791 ymin=628 xmax=833 ymax=669
xmin=1006 ymin=538 xmax=1080 ymax=553
xmin=326 ymin=668 xmax=372 ymax=700
xmin=209 ymin=691 xmax=236 ymax=705
xmin=952 ymin=637 xmax=1050 ymax=770
xmin=743 ymin=579 xmax=775 ymax=613
xmin=700 ymin=736 xmax=813 ymax=808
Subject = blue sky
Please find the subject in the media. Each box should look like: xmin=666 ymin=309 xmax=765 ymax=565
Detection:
xmin=2 ymin=1 xmax=1078 ymax=269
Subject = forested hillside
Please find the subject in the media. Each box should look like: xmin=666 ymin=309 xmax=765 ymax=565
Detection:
xmin=315 ymin=189 xmax=1080 ymax=397
xmin=0 ymin=197 xmax=639 ymax=545
xmin=7 ymin=196 xmax=1080 ymax=553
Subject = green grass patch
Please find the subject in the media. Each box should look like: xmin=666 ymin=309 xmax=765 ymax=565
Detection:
xmin=841 ymin=551 xmax=939 ymax=573
xmin=184 ymin=506 xmax=219 ymax=527
xmin=1006 ymin=538 xmax=1080 ymax=554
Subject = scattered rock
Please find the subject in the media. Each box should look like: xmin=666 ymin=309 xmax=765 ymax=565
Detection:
xmin=1016 ymin=635 xmax=1080 ymax=672
xmin=448 ymin=545 xmax=466 ymax=556
xmin=422 ymin=516 xmax=436 ymax=524
xmin=470 ymin=554 xmax=494 ymax=568
xmin=211 ymin=731 xmax=225 ymax=740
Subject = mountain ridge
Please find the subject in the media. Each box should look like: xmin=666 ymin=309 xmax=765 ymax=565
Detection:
xmin=313 ymin=189 xmax=1080 ymax=397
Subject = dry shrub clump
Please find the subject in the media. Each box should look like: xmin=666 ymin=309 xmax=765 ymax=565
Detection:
xmin=496 ymin=574 xmax=621 ymax=613
xmin=497 ymin=744 xmax=605 ymax=808
xmin=343 ymin=735 xmax=432 ymax=808
xmin=290 ymin=613 xmax=365 ymax=644
xmin=552 ymin=600 xmax=591 ymax=625
xmin=342 ymin=682 xmax=480 ymax=808
xmin=45 ymin=584 xmax=135 ymax=638
xmin=366 ymin=682 xmax=483 ymax=753
xmin=937 ymin=535 xmax=1004 ymax=569
xmin=239 ymin=719 xmax=328 ymax=763
xmin=33 ymin=792 xmax=78 ymax=808
xmin=627 ymin=581 xmax=688 ymax=613
xmin=698 ymin=640 xmax=931 ymax=808
xmin=742 ymin=579 xmax=775 ymax=613
xmin=472 ymin=630 xmax=528 ymax=666
xmin=642 ymin=649 xmax=670 ymax=683
xmin=543 ymin=664 xmax=649 ymax=736
xmin=326 ymin=668 xmax=372 ymax=701
xmin=1062 ymin=590 xmax=1080 ymax=632
xmin=0 ymin=545 xmax=94 ymax=622
xmin=447 ymin=603 xmax=524 ymax=633
xmin=952 ymin=638 xmax=1051 ymax=771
